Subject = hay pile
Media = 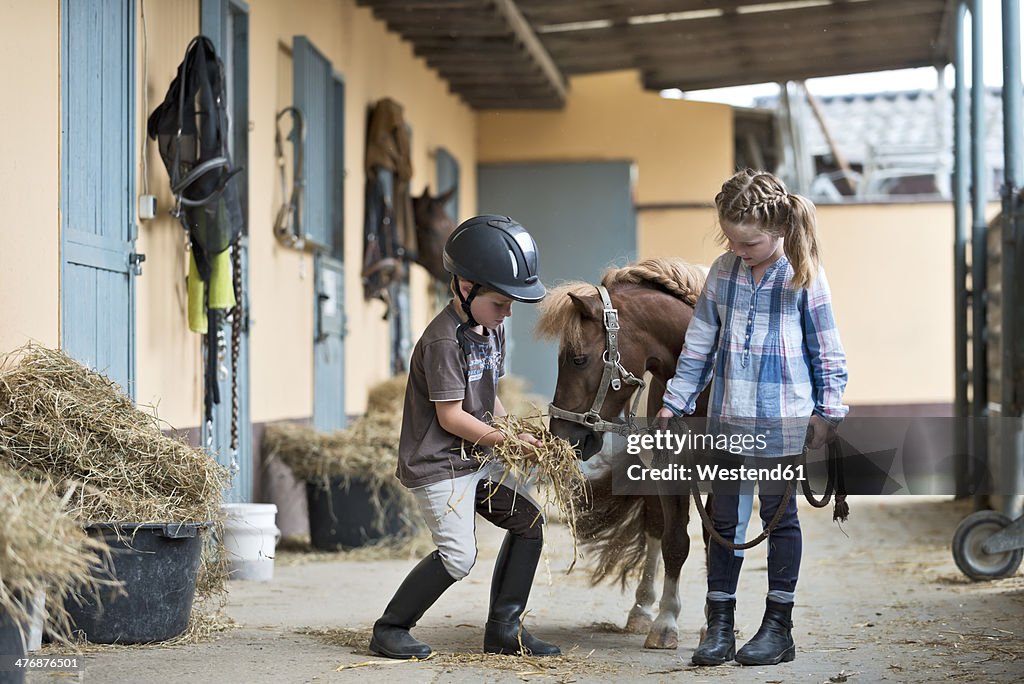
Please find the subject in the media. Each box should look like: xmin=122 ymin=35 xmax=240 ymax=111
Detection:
xmin=263 ymin=375 xmax=416 ymax=539
xmin=0 ymin=344 xmax=232 ymax=646
xmin=264 ymin=374 xmax=409 ymax=484
xmin=364 ymin=373 xmax=407 ymax=418
xmin=485 ymin=416 xmax=588 ymax=570
xmin=0 ymin=344 xmax=230 ymax=524
xmin=0 ymin=464 xmax=112 ymax=642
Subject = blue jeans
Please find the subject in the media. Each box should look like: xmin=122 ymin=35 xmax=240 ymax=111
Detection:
xmin=706 ymin=492 xmax=801 ymax=604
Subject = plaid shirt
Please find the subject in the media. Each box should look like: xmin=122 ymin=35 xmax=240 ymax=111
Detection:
xmin=662 ymin=253 xmax=848 ymax=456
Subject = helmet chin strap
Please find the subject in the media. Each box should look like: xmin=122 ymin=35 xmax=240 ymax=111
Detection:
xmin=453 ymin=276 xmax=484 ymax=353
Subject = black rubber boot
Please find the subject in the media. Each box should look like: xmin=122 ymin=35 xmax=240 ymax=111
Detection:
xmin=483 ymin=533 xmax=561 ymax=656
xmin=369 ymin=551 xmax=456 ymax=659
xmin=691 ymin=599 xmax=736 ymax=666
xmin=735 ymin=599 xmax=795 ymax=665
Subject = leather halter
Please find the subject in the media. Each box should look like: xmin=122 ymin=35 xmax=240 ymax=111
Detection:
xmin=548 ymin=285 xmax=647 ymax=436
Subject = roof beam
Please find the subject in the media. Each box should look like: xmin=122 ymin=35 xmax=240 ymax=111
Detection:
xmin=491 ymin=0 xmax=567 ymax=101
xmin=645 ymin=47 xmax=938 ymax=91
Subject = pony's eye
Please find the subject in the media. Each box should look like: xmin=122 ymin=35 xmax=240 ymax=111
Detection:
xmin=572 ymin=355 xmax=588 ymax=367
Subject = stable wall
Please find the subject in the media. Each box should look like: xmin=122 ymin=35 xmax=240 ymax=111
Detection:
xmin=0 ymin=0 xmax=59 ymax=353
xmin=641 ymin=202 xmax=959 ymax=406
xmin=133 ymin=0 xmax=477 ymax=428
xmin=477 ymin=71 xmax=732 ymax=206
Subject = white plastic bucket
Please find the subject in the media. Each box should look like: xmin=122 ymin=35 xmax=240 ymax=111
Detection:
xmin=221 ymin=503 xmax=280 ymax=581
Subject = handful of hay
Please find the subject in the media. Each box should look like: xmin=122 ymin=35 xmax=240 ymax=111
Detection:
xmin=0 ymin=465 xmax=113 ymax=643
xmin=485 ymin=416 xmax=588 ymax=570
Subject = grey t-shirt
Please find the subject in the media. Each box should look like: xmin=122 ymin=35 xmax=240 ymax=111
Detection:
xmin=396 ymin=301 xmax=506 ymax=488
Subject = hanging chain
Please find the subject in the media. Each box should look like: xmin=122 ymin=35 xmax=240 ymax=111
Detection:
xmin=230 ymin=242 xmax=242 ymax=453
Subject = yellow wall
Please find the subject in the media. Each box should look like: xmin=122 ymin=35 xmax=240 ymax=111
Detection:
xmin=132 ymin=0 xmax=478 ymax=427
xmin=641 ymin=203 xmax=959 ymax=405
xmin=477 ymin=71 xmax=732 ymax=205
xmin=134 ymin=0 xmax=203 ymax=424
xmin=0 ymin=0 xmax=59 ymax=353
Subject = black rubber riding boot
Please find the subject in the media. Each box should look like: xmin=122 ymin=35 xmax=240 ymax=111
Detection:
xmin=369 ymin=551 xmax=456 ymax=659
xmin=691 ymin=599 xmax=736 ymax=665
xmin=735 ymin=599 xmax=795 ymax=665
xmin=483 ymin=533 xmax=561 ymax=656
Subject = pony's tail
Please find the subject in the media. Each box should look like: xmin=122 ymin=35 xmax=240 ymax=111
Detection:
xmin=578 ymin=468 xmax=660 ymax=589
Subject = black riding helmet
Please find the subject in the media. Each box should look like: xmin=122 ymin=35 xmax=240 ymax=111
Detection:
xmin=443 ymin=215 xmax=545 ymax=347
xmin=442 ymin=215 xmax=546 ymax=303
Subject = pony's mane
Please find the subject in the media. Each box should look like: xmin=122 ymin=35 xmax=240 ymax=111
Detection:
xmin=536 ymin=257 xmax=707 ymax=352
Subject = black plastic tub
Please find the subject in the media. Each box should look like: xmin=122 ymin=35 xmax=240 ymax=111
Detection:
xmin=65 ymin=522 xmax=206 ymax=644
xmin=306 ymin=477 xmax=406 ymax=550
xmin=0 ymin=606 xmax=25 ymax=684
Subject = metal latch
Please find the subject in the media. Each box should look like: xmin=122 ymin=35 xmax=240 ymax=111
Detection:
xmin=129 ymin=252 xmax=146 ymax=276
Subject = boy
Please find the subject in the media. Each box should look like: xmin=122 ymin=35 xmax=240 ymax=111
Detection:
xmin=369 ymin=215 xmax=560 ymax=660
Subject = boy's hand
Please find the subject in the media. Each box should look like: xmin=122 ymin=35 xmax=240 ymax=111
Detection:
xmin=517 ymin=432 xmax=542 ymax=447
xmin=516 ymin=432 xmax=543 ymax=463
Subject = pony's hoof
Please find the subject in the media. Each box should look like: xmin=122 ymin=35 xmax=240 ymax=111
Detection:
xmin=625 ymin=609 xmax=654 ymax=634
xmin=643 ymin=627 xmax=679 ymax=650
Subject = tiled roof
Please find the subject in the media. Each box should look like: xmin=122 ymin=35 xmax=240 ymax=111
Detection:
xmin=757 ymin=87 xmax=1005 ymax=167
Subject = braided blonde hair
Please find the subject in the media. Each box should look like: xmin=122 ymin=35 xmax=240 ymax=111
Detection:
xmin=715 ymin=169 xmax=820 ymax=289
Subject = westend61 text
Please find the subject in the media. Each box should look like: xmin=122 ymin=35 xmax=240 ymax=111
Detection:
xmin=626 ymin=462 xmax=807 ymax=482
xmin=625 ymin=430 xmax=768 ymax=456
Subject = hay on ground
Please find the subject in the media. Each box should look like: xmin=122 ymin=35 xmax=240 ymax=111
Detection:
xmin=276 ymin=528 xmax=435 ymax=565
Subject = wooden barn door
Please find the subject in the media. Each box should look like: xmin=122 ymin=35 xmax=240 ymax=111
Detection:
xmin=60 ymin=0 xmax=138 ymax=397
xmin=477 ymin=161 xmax=636 ymax=401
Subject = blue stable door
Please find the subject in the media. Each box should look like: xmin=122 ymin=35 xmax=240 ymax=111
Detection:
xmin=60 ymin=0 xmax=138 ymax=396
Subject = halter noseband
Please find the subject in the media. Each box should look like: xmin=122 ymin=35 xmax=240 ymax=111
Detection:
xmin=548 ymin=285 xmax=647 ymax=437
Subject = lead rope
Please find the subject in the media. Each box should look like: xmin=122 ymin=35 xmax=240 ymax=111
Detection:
xmin=687 ymin=439 xmax=846 ymax=551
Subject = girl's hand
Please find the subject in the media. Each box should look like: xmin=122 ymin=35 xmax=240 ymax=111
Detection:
xmin=655 ymin=406 xmax=675 ymax=430
xmin=806 ymin=415 xmax=833 ymax=450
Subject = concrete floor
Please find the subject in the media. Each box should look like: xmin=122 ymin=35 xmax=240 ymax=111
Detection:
xmin=25 ymin=495 xmax=1024 ymax=683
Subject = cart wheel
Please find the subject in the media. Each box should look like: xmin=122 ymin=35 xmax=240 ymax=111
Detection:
xmin=952 ymin=511 xmax=1023 ymax=581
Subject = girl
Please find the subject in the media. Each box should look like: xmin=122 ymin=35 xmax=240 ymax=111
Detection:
xmin=657 ymin=169 xmax=848 ymax=666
